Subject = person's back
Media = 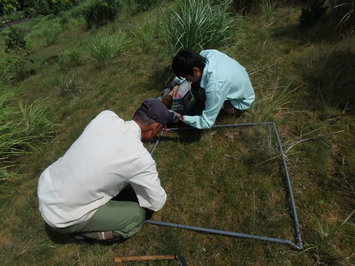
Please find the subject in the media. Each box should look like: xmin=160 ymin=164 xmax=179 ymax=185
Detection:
xmin=199 ymin=49 xmax=254 ymax=111
xmin=38 ymin=110 xmax=161 ymax=228
xmin=38 ymin=99 xmax=172 ymax=241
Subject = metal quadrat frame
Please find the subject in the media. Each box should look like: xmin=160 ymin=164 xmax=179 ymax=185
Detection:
xmin=146 ymin=122 xmax=303 ymax=250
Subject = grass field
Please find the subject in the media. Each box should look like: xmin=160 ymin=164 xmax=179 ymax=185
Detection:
xmin=0 ymin=1 xmax=354 ymax=265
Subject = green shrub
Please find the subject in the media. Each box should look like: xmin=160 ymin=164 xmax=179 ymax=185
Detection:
xmin=89 ymin=32 xmax=130 ymax=66
xmin=162 ymin=0 xmax=233 ymax=55
xmin=83 ymin=0 xmax=120 ymax=29
xmin=300 ymin=0 xmax=327 ymax=27
xmin=0 ymin=53 xmax=34 ymax=82
xmin=229 ymin=0 xmax=259 ymax=14
xmin=4 ymin=27 xmax=26 ymax=52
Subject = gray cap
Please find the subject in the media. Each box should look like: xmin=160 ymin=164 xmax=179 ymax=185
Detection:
xmin=138 ymin=98 xmax=174 ymax=124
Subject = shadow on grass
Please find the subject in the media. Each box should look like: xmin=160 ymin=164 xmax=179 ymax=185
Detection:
xmin=45 ymin=224 xmax=129 ymax=246
xmin=271 ymin=19 xmax=346 ymax=44
xmin=298 ymin=49 xmax=355 ymax=113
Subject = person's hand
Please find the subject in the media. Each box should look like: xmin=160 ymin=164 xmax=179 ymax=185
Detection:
xmin=171 ymin=111 xmax=184 ymax=123
xmin=169 ymin=85 xmax=180 ymax=98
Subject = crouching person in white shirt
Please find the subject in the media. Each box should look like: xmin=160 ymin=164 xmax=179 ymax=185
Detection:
xmin=37 ymin=99 xmax=174 ymax=241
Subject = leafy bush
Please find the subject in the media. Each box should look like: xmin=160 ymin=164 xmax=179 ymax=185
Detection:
xmin=229 ymin=0 xmax=259 ymax=14
xmin=162 ymin=0 xmax=233 ymax=55
xmin=0 ymin=53 xmax=34 ymax=82
xmin=300 ymin=0 xmax=327 ymax=27
xmin=83 ymin=0 xmax=120 ymax=29
xmin=4 ymin=27 xmax=26 ymax=52
xmin=89 ymin=32 xmax=130 ymax=66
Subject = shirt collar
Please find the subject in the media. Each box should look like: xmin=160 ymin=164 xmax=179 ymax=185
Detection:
xmin=126 ymin=120 xmax=141 ymax=141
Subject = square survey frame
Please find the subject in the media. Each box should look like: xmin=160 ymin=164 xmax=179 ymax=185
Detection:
xmin=146 ymin=122 xmax=303 ymax=250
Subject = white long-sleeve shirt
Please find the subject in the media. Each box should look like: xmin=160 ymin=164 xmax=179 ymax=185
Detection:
xmin=37 ymin=110 xmax=167 ymax=228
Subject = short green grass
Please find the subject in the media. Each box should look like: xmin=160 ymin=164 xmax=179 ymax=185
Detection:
xmin=0 ymin=2 xmax=354 ymax=265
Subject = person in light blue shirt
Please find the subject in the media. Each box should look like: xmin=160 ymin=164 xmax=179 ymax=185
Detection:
xmin=163 ymin=49 xmax=255 ymax=129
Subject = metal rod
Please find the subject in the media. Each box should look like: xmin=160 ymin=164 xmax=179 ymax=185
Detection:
xmin=167 ymin=122 xmax=274 ymax=132
xmin=149 ymin=122 xmax=303 ymax=250
xmin=272 ymin=123 xmax=303 ymax=250
xmin=145 ymin=220 xmax=296 ymax=247
xmin=150 ymin=133 xmax=162 ymax=155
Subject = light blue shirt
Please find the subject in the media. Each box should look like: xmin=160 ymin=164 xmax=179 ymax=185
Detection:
xmin=177 ymin=50 xmax=255 ymax=129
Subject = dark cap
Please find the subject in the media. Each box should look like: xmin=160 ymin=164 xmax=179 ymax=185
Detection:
xmin=138 ymin=98 xmax=174 ymax=124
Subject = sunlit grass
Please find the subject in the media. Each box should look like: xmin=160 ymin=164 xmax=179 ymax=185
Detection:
xmin=89 ymin=32 xmax=130 ymax=67
xmin=0 ymin=2 xmax=354 ymax=265
xmin=162 ymin=0 xmax=233 ymax=55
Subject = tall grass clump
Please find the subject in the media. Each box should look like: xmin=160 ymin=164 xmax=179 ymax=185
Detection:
xmin=162 ymin=0 xmax=233 ymax=55
xmin=0 ymin=91 xmax=56 ymax=180
xmin=89 ymin=32 xmax=130 ymax=67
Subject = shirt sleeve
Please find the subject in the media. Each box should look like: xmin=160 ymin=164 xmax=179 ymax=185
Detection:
xmin=129 ymin=159 xmax=167 ymax=212
xmin=183 ymin=80 xmax=225 ymax=129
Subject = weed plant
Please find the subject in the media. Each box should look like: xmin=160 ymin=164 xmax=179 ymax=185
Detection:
xmin=89 ymin=32 xmax=130 ymax=67
xmin=162 ymin=0 xmax=233 ymax=55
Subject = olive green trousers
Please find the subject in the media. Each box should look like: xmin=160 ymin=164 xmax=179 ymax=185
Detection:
xmin=51 ymin=198 xmax=146 ymax=240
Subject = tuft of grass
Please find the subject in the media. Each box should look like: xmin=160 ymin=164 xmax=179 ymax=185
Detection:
xmin=133 ymin=18 xmax=157 ymax=52
xmin=39 ymin=22 xmax=62 ymax=47
xmin=60 ymin=48 xmax=84 ymax=67
xmin=89 ymin=32 xmax=130 ymax=67
xmin=261 ymin=0 xmax=278 ymax=19
xmin=162 ymin=0 xmax=233 ymax=55
xmin=0 ymin=91 xmax=56 ymax=180
xmin=56 ymin=74 xmax=82 ymax=96
xmin=300 ymin=211 xmax=355 ymax=265
xmin=249 ymin=82 xmax=300 ymax=121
